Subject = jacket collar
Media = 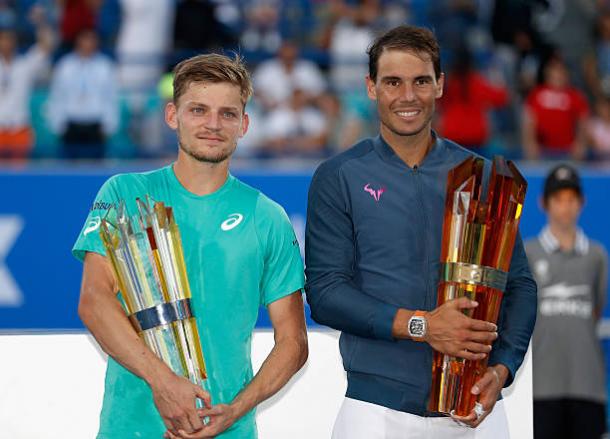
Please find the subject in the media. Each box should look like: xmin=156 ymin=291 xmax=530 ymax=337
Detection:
xmin=373 ymin=130 xmax=447 ymax=169
xmin=539 ymin=225 xmax=590 ymax=255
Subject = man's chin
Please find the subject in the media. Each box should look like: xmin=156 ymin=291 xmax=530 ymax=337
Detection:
xmin=180 ymin=144 xmax=234 ymax=164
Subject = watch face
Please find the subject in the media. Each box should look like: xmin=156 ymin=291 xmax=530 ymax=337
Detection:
xmin=409 ymin=317 xmax=425 ymax=337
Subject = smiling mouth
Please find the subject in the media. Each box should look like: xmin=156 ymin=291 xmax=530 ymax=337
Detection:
xmin=395 ymin=110 xmax=421 ymax=117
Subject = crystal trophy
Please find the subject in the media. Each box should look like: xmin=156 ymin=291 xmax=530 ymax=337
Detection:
xmin=428 ymin=156 xmax=527 ymax=416
xmin=99 ymin=197 xmax=208 ymax=402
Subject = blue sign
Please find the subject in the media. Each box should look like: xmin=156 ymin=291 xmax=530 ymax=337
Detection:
xmin=1 ymin=165 xmax=609 ymax=331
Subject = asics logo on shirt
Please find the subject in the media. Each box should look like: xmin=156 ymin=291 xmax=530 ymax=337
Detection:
xmin=84 ymin=217 xmax=101 ymax=235
xmin=221 ymin=213 xmax=244 ymax=231
xmin=364 ymin=183 xmax=386 ymax=202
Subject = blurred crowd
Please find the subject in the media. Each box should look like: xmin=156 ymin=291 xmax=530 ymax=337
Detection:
xmin=3 ymin=0 xmax=610 ymax=162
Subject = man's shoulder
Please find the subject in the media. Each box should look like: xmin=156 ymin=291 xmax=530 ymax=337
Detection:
xmin=101 ymin=167 xmax=168 ymax=194
xmin=231 ymin=179 xmax=292 ymax=229
xmin=524 ymin=235 xmax=545 ymax=259
xmin=230 ymin=177 xmax=281 ymax=212
xmin=313 ymin=138 xmax=375 ymax=182
xmin=439 ymin=136 xmax=486 ymax=163
xmin=588 ymin=239 xmax=609 ymax=262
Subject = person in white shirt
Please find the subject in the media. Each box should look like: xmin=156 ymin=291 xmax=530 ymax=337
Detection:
xmin=0 ymin=25 xmax=52 ymax=160
xmin=47 ymin=28 xmax=118 ymax=159
xmin=252 ymin=41 xmax=326 ymax=110
xmin=116 ymin=0 xmax=174 ymax=91
xmin=261 ymin=88 xmax=328 ymax=157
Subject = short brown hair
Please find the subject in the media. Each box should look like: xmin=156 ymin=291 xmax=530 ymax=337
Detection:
xmin=172 ymin=53 xmax=253 ymax=107
xmin=367 ymin=25 xmax=441 ymax=82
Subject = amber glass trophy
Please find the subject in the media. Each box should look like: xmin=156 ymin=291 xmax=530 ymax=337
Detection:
xmin=428 ymin=156 xmax=527 ymax=416
xmin=99 ymin=197 xmax=208 ymax=401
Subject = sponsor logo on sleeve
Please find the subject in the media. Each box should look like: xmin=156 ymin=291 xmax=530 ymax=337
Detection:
xmin=90 ymin=201 xmax=115 ymax=212
xmin=84 ymin=216 xmax=102 ymax=236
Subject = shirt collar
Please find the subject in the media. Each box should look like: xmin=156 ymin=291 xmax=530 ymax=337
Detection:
xmin=373 ymin=130 xmax=446 ymax=168
xmin=539 ymin=225 xmax=590 ymax=255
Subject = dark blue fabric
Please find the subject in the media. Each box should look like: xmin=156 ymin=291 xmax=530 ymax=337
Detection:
xmin=305 ymin=134 xmax=537 ymax=415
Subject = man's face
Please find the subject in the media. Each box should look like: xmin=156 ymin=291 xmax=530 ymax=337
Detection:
xmin=544 ymin=189 xmax=583 ymax=229
xmin=165 ymin=81 xmax=249 ymax=164
xmin=0 ymin=31 xmax=16 ymax=57
xmin=366 ymin=49 xmax=443 ymax=140
xmin=544 ymin=60 xmax=569 ymax=88
xmin=75 ymin=31 xmax=98 ymax=57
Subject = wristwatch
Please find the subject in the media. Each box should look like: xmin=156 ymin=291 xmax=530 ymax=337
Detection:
xmin=408 ymin=311 xmax=427 ymax=341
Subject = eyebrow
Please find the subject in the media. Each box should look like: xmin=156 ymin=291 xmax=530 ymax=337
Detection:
xmin=185 ymin=102 xmax=240 ymax=112
xmin=380 ymin=76 xmax=402 ymax=82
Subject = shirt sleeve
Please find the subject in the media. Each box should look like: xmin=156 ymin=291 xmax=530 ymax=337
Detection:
xmin=304 ymin=163 xmax=399 ymax=341
xmin=575 ymin=90 xmax=590 ymax=119
xmin=595 ymin=246 xmax=608 ymax=315
xmin=72 ymin=176 xmax=121 ymax=262
xmin=100 ymin=59 xmax=120 ymax=136
xmin=255 ymin=196 xmax=305 ymax=307
xmin=488 ymin=231 xmax=538 ymax=387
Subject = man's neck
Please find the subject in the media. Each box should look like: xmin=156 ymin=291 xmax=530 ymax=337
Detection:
xmin=173 ymin=152 xmax=230 ymax=196
xmin=380 ymin=124 xmax=434 ymax=168
xmin=548 ymin=222 xmax=577 ymax=252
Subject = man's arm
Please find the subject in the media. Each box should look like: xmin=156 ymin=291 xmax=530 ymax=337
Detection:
xmin=79 ymin=252 xmax=210 ymax=435
xmin=571 ymin=115 xmax=589 ymax=161
xmin=169 ymin=291 xmax=308 ymax=439
xmin=488 ymin=232 xmax=538 ymax=387
xmin=594 ymin=246 xmax=608 ymax=321
xmin=305 ymin=163 xmax=496 ymax=360
xmin=522 ymin=107 xmax=540 ymax=160
xmin=454 ymin=233 xmax=537 ymax=428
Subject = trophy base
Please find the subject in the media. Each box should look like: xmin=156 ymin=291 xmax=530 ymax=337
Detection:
xmin=428 ymin=284 xmax=503 ymax=417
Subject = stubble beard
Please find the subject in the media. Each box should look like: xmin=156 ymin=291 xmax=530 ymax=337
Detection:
xmin=177 ymin=128 xmax=237 ymax=165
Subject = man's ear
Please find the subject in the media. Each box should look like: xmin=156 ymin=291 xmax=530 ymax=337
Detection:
xmin=239 ymin=112 xmax=250 ymax=138
xmin=366 ymin=75 xmax=377 ymax=101
xmin=165 ymin=102 xmax=178 ymax=130
xmin=436 ymin=73 xmax=445 ymax=99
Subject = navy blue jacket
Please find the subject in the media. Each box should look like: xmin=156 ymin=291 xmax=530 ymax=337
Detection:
xmin=305 ymin=134 xmax=537 ymax=416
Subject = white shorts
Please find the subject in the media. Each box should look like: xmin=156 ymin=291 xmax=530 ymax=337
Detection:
xmin=332 ymin=397 xmax=510 ymax=439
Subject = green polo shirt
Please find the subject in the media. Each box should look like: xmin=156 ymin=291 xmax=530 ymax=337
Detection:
xmin=73 ymin=165 xmax=305 ymax=438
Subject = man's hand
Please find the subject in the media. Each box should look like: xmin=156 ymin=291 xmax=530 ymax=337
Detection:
xmin=451 ymin=364 xmax=509 ymax=428
xmin=150 ymin=370 xmax=211 ymax=436
xmin=164 ymin=404 xmax=239 ymax=439
xmin=424 ymin=297 xmax=498 ymax=361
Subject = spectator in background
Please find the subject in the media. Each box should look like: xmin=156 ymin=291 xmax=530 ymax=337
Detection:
xmin=173 ymin=0 xmax=237 ymax=57
xmin=240 ymin=0 xmax=282 ymax=54
xmin=252 ymin=41 xmax=326 ymax=110
xmin=116 ymin=0 xmax=174 ymax=91
xmin=490 ymin=0 xmax=552 ymax=98
xmin=438 ymin=47 xmax=509 ymax=155
xmin=59 ymin=0 xmax=102 ymax=50
xmin=47 ymin=28 xmax=118 ymax=159
xmin=522 ymin=54 xmax=589 ymax=161
xmin=328 ymin=0 xmax=378 ymax=93
xmin=317 ymin=91 xmax=364 ymax=152
xmin=261 ymin=88 xmax=327 ymax=158
xmin=584 ymin=11 xmax=610 ymax=101
xmin=0 ymin=21 xmax=53 ymax=160
xmin=535 ymin=0 xmax=596 ymax=91
xmin=526 ymin=164 xmax=608 ymax=439
xmin=0 ymin=0 xmax=16 ymax=30
xmin=587 ymin=96 xmax=610 ymax=161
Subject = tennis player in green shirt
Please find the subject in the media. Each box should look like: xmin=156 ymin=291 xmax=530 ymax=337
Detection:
xmin=73 ymin=53 xmax=308 ymax=439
